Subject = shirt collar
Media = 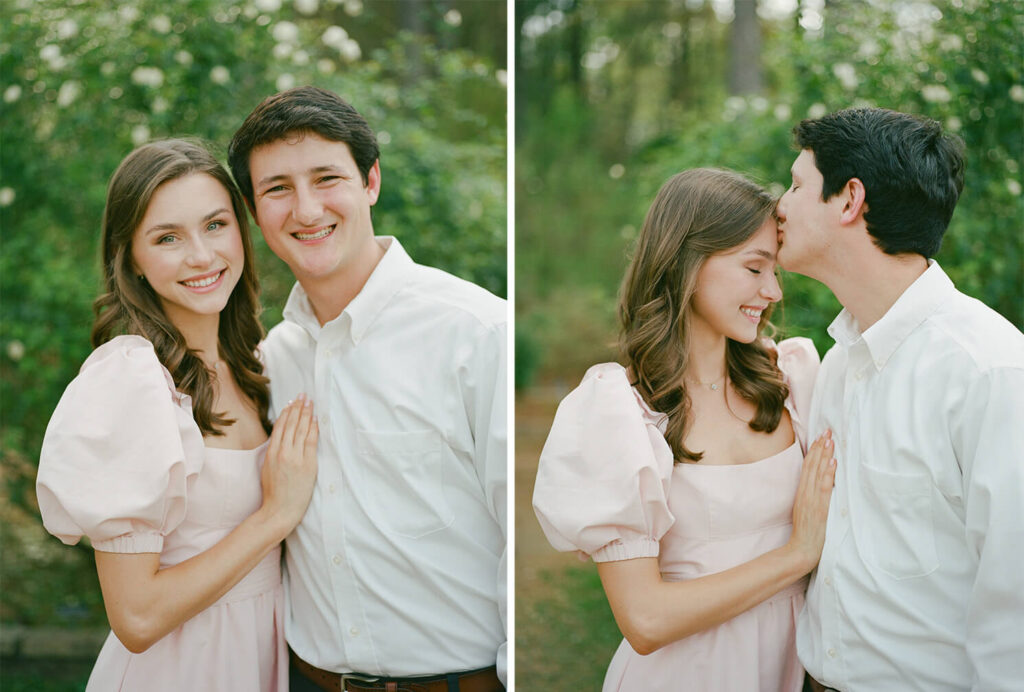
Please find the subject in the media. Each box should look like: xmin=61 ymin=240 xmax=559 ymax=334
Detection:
xmin=826 ymin=259 xmax=954 ymax=370
xmin=281 ymin=236 xmax=413 ymax=344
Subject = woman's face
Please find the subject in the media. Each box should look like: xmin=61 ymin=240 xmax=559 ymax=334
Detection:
xmin=131 ymin=172 xmax=245 ymax=331
xmin=689 ymin=218 xmax=782 ymax=344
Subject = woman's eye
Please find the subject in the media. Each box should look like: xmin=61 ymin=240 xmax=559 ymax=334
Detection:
xmin=748 ymin=268 xmax=762 ymax=275
xmin=156 ymin=235 xmax=176 ymax=244
xmin=206 ymin=220 xmax=225 ymax=231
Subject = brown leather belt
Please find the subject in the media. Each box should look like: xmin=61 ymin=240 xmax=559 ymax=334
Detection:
xmin=290 ymin=649 xmax=503 ymax=692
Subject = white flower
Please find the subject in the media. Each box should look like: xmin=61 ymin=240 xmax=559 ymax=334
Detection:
xmin=131 ymin=124 xmax=151 ymax=146
xmin=254 ymin=0 xmax=283 ymax=12
xmin=444 ymin=9 xmax=462 ymax=26
xmin=1009 ymin=85 xmax=1024 ymax=103
xmin=151 ymin=15 xmax=172 ymax=34
xmin=608 ymin=163 xmax=625 ymax=179
xmin=3 ymin=85 xmax=21 ymax=103
xmin=0 ymin=187 xmax=15 ymax=207
xmin=751 ymin=96 xmax=768 ymax=113
xmin=101 ymin=61 xmax=116 ymax=76
xmin=322 ymin=25 xmax=348 ymax=48
xmin=109 ymin=86 xmax=124 ymax=99
xmin=292 ymin=49 xmax=310 ymax=66
xmin=662 ymin=21 xmax=682 ymax=39
xmin=377 ymin=131 xmax=391 ymax=145
xmin=56 ymin=19 xmax=79 ymax=40
xmin=833 ymin=62 xmax=858 ymax=90
xmin=774 ymin=103 xmax=792 ymax=121
xmin=56 ymin=80 xmax=82 ymax=107
xmin=294 ymin=0 xmax=319 ymax=15
xmin=339 ymin=38 xmax=361 ymax=61
xmin=276 ymin=73 xmax=296 ymax=91
xmin=808 ymin=103 xmax=827 ymax=119
xmin=939 ymin=34 xmax=963 ymax=52
xmin=6 ymin=339 xmax=25 ymax=361
xmin=317 ymin=58 xmax=335 ymax=75
xmin=39 ymin=44 xmax=61 ymax=64
xmin=921 ymin=84 xmax=951 ymax=103
xmin=856 ymin=39 xmax=880 ymax=59
xmin=210 ymin=66 xmax=230 ymax=85
xmin=272 ymin=21 xmax=299 ymax=44
xmin=273 ymin=43 xmax=293 ymax=59
xmin=131 ymin=66 xmax=165 ymax=88
xmin=1007 ymin=179 xmax=1022 ymax=196
xmin=119 ymin=5 xmax=140 ymax=23
xmin=175 ymin=50 xmax=193 ymax=66
xmin=945 ymin=116 xmax=961 ymax=131
xmin=344 ymin=0 xmax=363 ymax=16
xmin=496 ymin=69 xmax=507 ymax=87
xmin=971 ymin=68 xmax=989 ymax=85
xmin=152 ymin=96 xmax=169 ymax=113
xmin=725 ymin=96 xmax=746 ymax=113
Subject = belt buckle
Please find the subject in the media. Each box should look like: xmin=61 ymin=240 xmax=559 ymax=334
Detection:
xmin=340 ymin=672 xmax=381 ymax=691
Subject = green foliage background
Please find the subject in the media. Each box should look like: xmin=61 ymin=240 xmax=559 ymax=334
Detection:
xmin=515 ymin=0 xmax=1024 ymax=389
xmin=0 ymin=0 xmax=506 ymax=647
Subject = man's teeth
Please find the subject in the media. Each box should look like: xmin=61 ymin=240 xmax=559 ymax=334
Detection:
xmin=294 ymin=226 xmax=334 ymax=240
xmin=741 ymin=307 xmax=763 ymax=318
xmin=182 ymin=272 xmax=221 ymax=288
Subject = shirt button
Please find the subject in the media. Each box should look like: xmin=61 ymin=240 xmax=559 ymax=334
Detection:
xmin=332 ymin=554 xmax=341 ymax=565
xmin=824 ymin=576 xmax=833 ymax=586
xmin=827 ymin=648 xmax=837 ymax=658
xmin=841 ymin=507 xmax=849 ymax=518
xmin=855 ymin=372 xmax=863 ymax=380
xmin=349 ymin=626 xmax=359 ymax=636
xmin=320 ymin=414 xmax=329 ymax=426
xmin=328 ymin=483 xmax=336 ymax=493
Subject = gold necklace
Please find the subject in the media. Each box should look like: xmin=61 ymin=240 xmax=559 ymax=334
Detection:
xmin=686 ymin=374 xmax=727 ymax=391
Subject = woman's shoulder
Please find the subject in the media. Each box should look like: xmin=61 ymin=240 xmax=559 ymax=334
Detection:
xmin=764 ymin=337 xmax=820 ymax=378
xmin=78 ymin=335 xmax=177 ymax=397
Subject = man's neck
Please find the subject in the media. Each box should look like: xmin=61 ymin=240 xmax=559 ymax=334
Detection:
xmin=301 ymin=238 xmax=387 ymax=326
xmin=826 ymin=251 xmax=928 ymax=332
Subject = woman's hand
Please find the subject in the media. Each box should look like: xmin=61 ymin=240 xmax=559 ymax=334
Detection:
xmin=787 ymin=430 xmax=837 ymax=573
xmin=260 ymin=393 xmax=319 ymax=537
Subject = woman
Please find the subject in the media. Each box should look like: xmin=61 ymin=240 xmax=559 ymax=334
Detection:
xmin=36 ymin=139 xmax=318 ymax=691
xmin=533 ymin=168 xmax=836 ymax=691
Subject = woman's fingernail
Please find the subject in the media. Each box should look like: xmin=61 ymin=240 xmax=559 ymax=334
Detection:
xmin=304 ymin=398 xmax=313 ymax=407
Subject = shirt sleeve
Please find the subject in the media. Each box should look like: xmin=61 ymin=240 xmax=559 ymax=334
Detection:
xmin=533 ymin=363 xmax=675 ymax=563
xmin=36 ymin=336 xmax=206 ymax=554
xmin=776 ymin=337 xmax=822 ymax=451
xmin=460 ymin=318 xmax=507 ymax=684
xmin=953 ymin=365 xmax=1024 ymax=690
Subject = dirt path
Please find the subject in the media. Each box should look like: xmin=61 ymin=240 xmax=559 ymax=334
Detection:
xmin=514 ymin=385 xmax=577 ymax=586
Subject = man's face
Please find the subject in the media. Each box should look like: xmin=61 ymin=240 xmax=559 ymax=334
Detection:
xmin=776 ymin=149 xmax=842 ymax=277
xmin=248 ymin=132 xmax=380 ymax=284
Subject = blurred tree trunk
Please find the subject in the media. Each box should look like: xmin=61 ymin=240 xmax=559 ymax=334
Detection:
xmin=729 ymin=0 xmax=762 ymax=94
xmin=399 ymin=0 xmax=424 ymax=82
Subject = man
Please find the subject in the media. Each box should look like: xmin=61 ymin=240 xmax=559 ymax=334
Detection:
xmin=229 ymin=86 xmax=506 ymax=692
xmin=776 ymin=107 xmax=1024 ymax=691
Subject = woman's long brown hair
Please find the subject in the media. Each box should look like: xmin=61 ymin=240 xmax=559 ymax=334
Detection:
xmin=618 ymin=168 xmax=788 ymax=463
xmin=91 ymin=138 xmax=270 ymax=436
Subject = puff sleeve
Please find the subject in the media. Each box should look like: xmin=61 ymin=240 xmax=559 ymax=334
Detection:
xmin=36 ymin=335 xmax=206 ymax=554
xmin=775 ymin=337 xmax=821 ymax=451
xmin=533 ymin=363 xmax=675 ymax=563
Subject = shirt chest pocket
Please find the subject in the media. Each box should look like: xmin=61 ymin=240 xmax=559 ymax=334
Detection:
xmin=858 ymin=463 xmax=939 ymax=579
xmin=355 ymin=429 xmax=454 ymax=539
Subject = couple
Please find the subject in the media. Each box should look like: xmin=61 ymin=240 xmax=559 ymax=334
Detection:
xmin=534 ymin=107 xmax=1024 ymax=691
xmin=36 ymin=87 xmax=507 ymax=692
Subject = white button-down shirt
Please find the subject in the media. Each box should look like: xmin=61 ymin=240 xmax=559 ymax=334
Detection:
xmin=797 ymin=261 xmax=1024 ymax=691
xmin=262 ymin=237 xmax=507 ymax=682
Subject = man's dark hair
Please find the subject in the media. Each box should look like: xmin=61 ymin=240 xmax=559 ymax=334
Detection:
xmin=228 ymin=86 xmax=380 ymax=208
xmin=794 ymin=107 xmax=965 ymax=258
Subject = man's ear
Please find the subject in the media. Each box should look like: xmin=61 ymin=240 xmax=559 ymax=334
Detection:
xmin=365 ymin=160 xmax=381 ymax=206
xmin=839 ymin=177 xmax=867 ymax=225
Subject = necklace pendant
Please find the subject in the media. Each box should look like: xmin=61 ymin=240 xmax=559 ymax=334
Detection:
xmin=710 ymin=383 xmax=719 ymax=391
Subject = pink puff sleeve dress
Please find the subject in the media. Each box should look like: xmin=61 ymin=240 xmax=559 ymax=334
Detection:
xmin=533 ymin=337 xmax=820 ymax=692
xmin=36 ymin=335 xmax=287 ymax=692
